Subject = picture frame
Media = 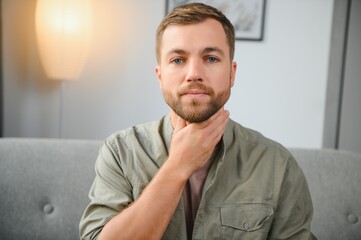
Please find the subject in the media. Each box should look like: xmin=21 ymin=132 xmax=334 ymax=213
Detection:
xmin=165 ymin=0 xmax=266 ymax=41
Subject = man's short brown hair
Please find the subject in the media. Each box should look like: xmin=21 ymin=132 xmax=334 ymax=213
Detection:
xmin=156 ymin=3 xmax=235 ymax=63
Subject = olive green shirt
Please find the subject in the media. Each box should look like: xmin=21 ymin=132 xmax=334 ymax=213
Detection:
xmin=79 ymin=114 xmax=316 ymax=239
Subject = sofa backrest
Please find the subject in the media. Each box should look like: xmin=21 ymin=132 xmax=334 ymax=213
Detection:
xmin=289 ymin=148 xmax=361 ymax=240
xmin=0 ymin=138 xmax=102 ymax=240
xmin=0 ymin=138 xmax=360 ymax=240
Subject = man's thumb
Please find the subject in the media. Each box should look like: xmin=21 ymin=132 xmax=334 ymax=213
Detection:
xmin=174 ymin=116 xmax=187 ymax=133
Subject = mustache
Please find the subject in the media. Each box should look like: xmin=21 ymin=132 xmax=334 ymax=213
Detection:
xmin=178 ymin=83 xmax=214 ymax=95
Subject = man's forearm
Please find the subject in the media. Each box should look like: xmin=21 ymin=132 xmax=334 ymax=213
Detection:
xmin=99 ymin=159 xmax=188 ymax=240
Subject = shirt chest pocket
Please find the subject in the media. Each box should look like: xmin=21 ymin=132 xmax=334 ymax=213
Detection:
xmin=220 ymin=204 xmax=274 ymax=239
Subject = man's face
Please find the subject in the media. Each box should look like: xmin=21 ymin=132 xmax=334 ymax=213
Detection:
xmin=155 ymin=18 xmax=237 ymax=123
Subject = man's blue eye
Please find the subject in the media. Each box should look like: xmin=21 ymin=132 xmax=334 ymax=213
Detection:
xmin=207 ymin=57 xmax=219 ymax=63
xmin=173 ymin=58 xmax=183 ymax=64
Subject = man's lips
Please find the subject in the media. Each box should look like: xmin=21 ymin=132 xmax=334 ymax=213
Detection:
xmin=178 ymin=83 xmax=213 ymax=96
xmin=181 ymin=89 xmax=208 ymax=95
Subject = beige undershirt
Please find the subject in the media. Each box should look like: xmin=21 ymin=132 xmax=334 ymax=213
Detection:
xmin=182 ymin=145 xmax=221 ymax=239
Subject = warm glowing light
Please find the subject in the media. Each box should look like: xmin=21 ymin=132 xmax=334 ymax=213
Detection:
xmin=35 ymin=0 xmax=93 ymax=80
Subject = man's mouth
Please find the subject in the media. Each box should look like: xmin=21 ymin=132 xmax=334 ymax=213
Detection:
xmin=179 ymin=83 xmax=212 ymax=96
xmin=181 ymin=89 xmax=208 ymax=96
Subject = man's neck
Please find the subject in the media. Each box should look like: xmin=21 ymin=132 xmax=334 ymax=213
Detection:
xmin=169 ymin=110 xmax=178 ymax=129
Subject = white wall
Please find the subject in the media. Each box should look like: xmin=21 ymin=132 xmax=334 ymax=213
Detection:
xmin=227 ymin=0 xmax=334 ymax=148
xmin=2 ymin=0 xmax=334 ymax=148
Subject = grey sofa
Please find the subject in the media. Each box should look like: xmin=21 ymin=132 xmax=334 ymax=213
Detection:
xmin=0 ymin=138 xmax=360 ymax=240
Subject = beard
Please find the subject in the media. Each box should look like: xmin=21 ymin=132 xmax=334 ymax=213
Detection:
xmin=163 ymin=82 xmax=231 ymax=123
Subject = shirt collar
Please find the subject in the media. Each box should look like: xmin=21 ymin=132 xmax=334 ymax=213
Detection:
xmin=161 ymin=113 xmax=174 ymax=153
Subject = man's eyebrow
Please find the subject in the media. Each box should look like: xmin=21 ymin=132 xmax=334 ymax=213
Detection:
xmin=165 ymin=47 xmax=225 ymax=57
xmin=166 ymin=49 xmax=187 ymax=56
xmin=203 ymin=47 xmax=225 ymax=56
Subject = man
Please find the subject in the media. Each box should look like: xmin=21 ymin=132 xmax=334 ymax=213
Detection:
xmin=80 ymin=3 xmax=316 ymax=240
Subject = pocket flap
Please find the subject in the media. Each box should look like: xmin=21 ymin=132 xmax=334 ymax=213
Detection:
xmin=221 ymin=204 xmax=273 ymax=232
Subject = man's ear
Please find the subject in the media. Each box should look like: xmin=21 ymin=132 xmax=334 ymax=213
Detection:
xmin=155 ymin=65 xmax=162 ymax=89
xmin=230 ymin=61 xmax=237 ymax=87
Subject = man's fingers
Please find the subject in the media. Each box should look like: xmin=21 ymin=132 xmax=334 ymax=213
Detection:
xmin=207 ymin=110 xmax=229 ymax=144
xmin=203 ymin=109 xmax=229 ymax=133
xmin=196 ymin=109 xmax=229 ymax=129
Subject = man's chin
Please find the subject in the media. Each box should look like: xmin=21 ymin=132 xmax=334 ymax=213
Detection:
xmin=177 ymin=109 xmax=215 ymax=123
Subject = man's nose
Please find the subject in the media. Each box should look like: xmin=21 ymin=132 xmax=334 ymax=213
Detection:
xmin=186 ymin=60 xmax=203 ymax=82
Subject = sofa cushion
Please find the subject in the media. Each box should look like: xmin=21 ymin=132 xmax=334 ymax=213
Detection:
xmin=0 ymin=138 xmax=102 ymax=240
xmin=290 ymin=148 xmax=361 ymax=240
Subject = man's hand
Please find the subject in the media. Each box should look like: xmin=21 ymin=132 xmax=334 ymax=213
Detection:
xmin=168 ymin=109 xmax=230 ymax=179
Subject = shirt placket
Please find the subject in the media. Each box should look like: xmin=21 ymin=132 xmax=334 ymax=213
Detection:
xmin=191 ymin=142 xmax=226 ymax=240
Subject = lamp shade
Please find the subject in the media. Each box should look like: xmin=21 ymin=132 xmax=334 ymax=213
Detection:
xmin=35 ymin=0 xmax=93 ymax=80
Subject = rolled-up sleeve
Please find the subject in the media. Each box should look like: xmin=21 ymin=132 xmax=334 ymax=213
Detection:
xmin=79 ymin=139 xmax=133 ymax=240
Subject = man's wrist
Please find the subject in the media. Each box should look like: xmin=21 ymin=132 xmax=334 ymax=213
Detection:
xmin=162 ymin=157 xmax=192 ymax=182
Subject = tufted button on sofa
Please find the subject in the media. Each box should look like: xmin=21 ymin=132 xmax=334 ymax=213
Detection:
xmin=0 ymin=138 xmax=361 ymax=240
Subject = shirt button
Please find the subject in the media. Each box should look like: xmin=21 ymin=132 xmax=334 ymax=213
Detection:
xmin=243 ymin=222 xmax=250 ymax=230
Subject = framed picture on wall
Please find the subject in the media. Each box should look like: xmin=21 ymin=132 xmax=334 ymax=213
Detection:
xmin=165 ymin=0 xmax=266 ymax=41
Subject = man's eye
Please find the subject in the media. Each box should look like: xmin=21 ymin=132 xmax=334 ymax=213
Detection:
xmin=171 ymin=58 xmax=184 ymax=64
xmin=206 ymin=56 xmax=219 ymax=63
